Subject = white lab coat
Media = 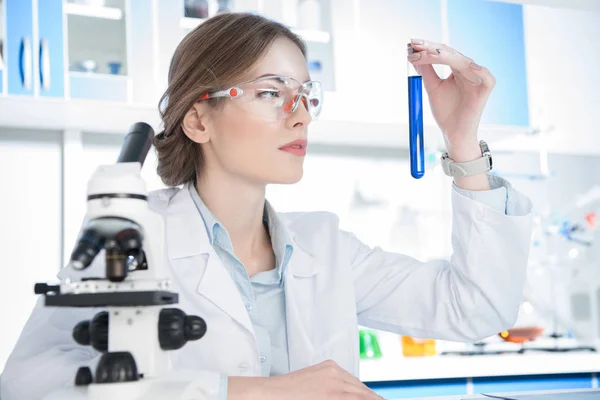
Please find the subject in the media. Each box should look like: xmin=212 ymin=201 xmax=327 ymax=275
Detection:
xmin=1 ymin=180 xmax=533 ymax=400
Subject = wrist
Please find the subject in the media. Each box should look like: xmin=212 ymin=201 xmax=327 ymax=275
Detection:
xmin=444 ymin=139 xmax=481 ymax=163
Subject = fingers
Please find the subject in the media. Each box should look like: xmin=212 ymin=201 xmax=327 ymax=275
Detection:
xmin=407 ymin=39 xmax=495 ymax=90
xmin=319 ymin=360 xmax=383 ymax=399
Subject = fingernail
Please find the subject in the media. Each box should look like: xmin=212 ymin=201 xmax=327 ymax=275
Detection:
xmin=407 ymin=52 xmax=422 ymax=61
xmin=470 ymin=62 xmax=482 ymax=70
xmin=411 ymin=38 xmax=424 ymax=45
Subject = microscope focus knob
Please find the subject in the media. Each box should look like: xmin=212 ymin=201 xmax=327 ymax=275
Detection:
xmin=72 ymin=312 xmax=109 ymax=352
xmin=95 ymin=352 xmax=138 ymax=384
xmin=186 ymin=315 xmax=207 ymax=340
xmin=75 ymin=366 xmax=93 ymax=386
xmin=158 ymin=308 xmax=207 ymax=350
xmin=90 ymin=311 xmax=109 ymax=352
xmin=73 ymin=321 xmax=91 ymax=346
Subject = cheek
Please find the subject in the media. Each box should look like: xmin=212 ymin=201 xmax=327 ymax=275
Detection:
xmin=213 ymin=110 xmax=282 ymax=166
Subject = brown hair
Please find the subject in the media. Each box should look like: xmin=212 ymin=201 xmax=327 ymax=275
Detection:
xmin=153 ymin=12 xmax=307 ymax=187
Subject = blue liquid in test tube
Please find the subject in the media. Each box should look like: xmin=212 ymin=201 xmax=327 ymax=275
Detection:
xmin=407 ymin=45 xmax=424 ymax=179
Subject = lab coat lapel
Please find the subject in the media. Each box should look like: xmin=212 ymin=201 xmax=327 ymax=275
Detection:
xmin=166 ymin=183 xmax=253 ymax=334
xmin=284 ymin=231 xmax=320 ymax=372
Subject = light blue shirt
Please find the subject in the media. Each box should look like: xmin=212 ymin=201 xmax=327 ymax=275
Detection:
xmin=189 ymin=175 xmax=509 ymax=399
xmin=188 ymin=184 xmax=294 ymax=399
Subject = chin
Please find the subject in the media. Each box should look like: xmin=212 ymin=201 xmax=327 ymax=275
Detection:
xmin=268 ymin=168 xmax=304 ymax=184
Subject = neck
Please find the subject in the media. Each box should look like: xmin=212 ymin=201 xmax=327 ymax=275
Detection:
xmin=195 ymin=169 xmax=270 ymax=258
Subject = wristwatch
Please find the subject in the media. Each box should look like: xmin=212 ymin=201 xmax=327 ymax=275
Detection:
xmin=441 ymin=140 xmax=493 ymax=178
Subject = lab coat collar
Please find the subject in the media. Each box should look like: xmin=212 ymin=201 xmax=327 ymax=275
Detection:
xmin=164 ymin=183 xmax=318 ymax=336
xmin=165 ymin=183 xmax=253 ymax=333
xmin=165 ymin=182 xmax=213 ymax=259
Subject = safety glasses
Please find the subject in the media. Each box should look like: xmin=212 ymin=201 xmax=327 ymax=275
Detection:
xmin=198 ymin=75 xmax=323 ymax=121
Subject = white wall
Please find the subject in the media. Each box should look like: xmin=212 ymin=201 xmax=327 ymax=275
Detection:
xmin=0 ymin=130 xmax=63 ymax=371
xmin=267 ymin=151 xmax=453 ymax=260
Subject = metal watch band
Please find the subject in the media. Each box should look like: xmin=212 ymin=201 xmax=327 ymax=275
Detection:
xmin=441 ymin=140 xmax=493 ymax=178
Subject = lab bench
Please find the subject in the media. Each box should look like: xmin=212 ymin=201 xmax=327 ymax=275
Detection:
xmin=360 ymin=352 xmax=600 ymax=399
xmin=402 ymin=388 xmax=600 ymax=400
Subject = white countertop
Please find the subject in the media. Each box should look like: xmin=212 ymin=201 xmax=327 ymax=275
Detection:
xmin=359 ymin=331 xmax=600 ymax=382
xmin=400 ymin=388 xmax=600 ymax=400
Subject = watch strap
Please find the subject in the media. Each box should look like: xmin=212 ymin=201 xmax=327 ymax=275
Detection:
xmin=441 ymin=141 xmax=492 ymax=178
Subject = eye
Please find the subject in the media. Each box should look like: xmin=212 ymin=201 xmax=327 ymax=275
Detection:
xmin=256 ymin=89 xmax=280 ymax=99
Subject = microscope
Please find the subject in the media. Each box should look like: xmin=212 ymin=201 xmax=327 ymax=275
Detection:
xmin=33 ymin=123 xmax=210 ymax=400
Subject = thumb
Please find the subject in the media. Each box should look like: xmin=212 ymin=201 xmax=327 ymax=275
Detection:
xmin=416 ymin=64 xmax=442 ymax=93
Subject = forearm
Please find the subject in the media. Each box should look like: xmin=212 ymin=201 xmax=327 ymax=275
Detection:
xmin=446 ymin=138 xmax=491 ymax=191
xmin=227 ymin=376 xmax=270 ymax=400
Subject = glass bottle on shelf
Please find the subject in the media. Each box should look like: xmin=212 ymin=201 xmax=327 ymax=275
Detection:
xmin=185 ymin=0 xmax=210 ymax=19
xmin=401 ymin=336 xmax=436 ymax=357
xmin=217 ymin=0 xmax=231 ymax=13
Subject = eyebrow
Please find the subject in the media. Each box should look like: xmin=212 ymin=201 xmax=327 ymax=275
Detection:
xmin=253 ymin=73 xmax=312 ymax=83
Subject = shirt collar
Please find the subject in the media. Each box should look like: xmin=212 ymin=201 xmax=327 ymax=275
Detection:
xmin=264 ymin=199 xmax=294 ymax=281
xmin=188 ymin=183 xmax=294 ymax=280
xmin=188 ymin=183 xmax=222 ymax=246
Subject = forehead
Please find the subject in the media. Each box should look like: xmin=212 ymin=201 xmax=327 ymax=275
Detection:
xmin=247 ymin=37 xmax=310 ymax=83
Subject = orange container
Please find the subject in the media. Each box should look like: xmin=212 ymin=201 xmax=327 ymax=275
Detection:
xmin=401 ymin=336 xmax=436 ymax=357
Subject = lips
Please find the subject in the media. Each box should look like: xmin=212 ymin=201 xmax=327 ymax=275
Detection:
xmin=279 ymin=139 xmax=308 ymax=156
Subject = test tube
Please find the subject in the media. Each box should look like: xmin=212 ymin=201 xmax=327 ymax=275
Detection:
xmin=407 ymin=44 xmax=424 ymax=179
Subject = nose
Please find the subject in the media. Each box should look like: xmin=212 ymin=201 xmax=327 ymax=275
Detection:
xmin=286 ymin=94 xmax=312 ymax=129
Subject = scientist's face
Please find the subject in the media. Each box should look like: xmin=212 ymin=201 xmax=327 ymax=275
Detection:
xmin=186 ymin=37 xmax=322 ymax=186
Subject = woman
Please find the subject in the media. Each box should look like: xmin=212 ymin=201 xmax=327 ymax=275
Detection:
xmin=1 ymin=12 xmax=533 ymax=400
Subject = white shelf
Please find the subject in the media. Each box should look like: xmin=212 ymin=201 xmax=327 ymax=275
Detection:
xmin=0 ymin=96 xmax=161 ymax=135
xmin=0 ymin=96 xmax=534 ymax=152
xmin=180 ymin=16 xmax=207 ymax=30
xmin=69 ymin=71 xmax=129 ymax=80
xmin=64 ymin=3 xmax=123 ymax=20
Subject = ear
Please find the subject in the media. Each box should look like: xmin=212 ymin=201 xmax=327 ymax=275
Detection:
xmin=181 ymin=102 xmax=211 ymax=144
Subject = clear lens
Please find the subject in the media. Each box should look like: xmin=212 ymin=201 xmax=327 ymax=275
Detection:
xmin=233 ymin=76 xmax=322 ymax=120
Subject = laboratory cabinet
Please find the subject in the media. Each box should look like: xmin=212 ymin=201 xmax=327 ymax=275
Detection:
xmin=0 ymin=0 xmax=4 ymax=93
xmin=10 ymin=0 xmax=599 ymax=152
xmin=447 ymin=0 xmax=530 ymax=127
xmin=1 ymin=0 xmax=155 ymax=103
xmin=0 ymin=0 xmax=535 ymax=128
xmin=154 ymin=0 xmax=337 ymax=104
xmin=332 ymin=0 xmax=443 ymax=125
xmin=0 ymin=128 xmax=63 ymax=372
xmin=65 ymin=0 xmax=155 ymax=103
xmin=4 ymin=0 xmax=65 ymax=97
